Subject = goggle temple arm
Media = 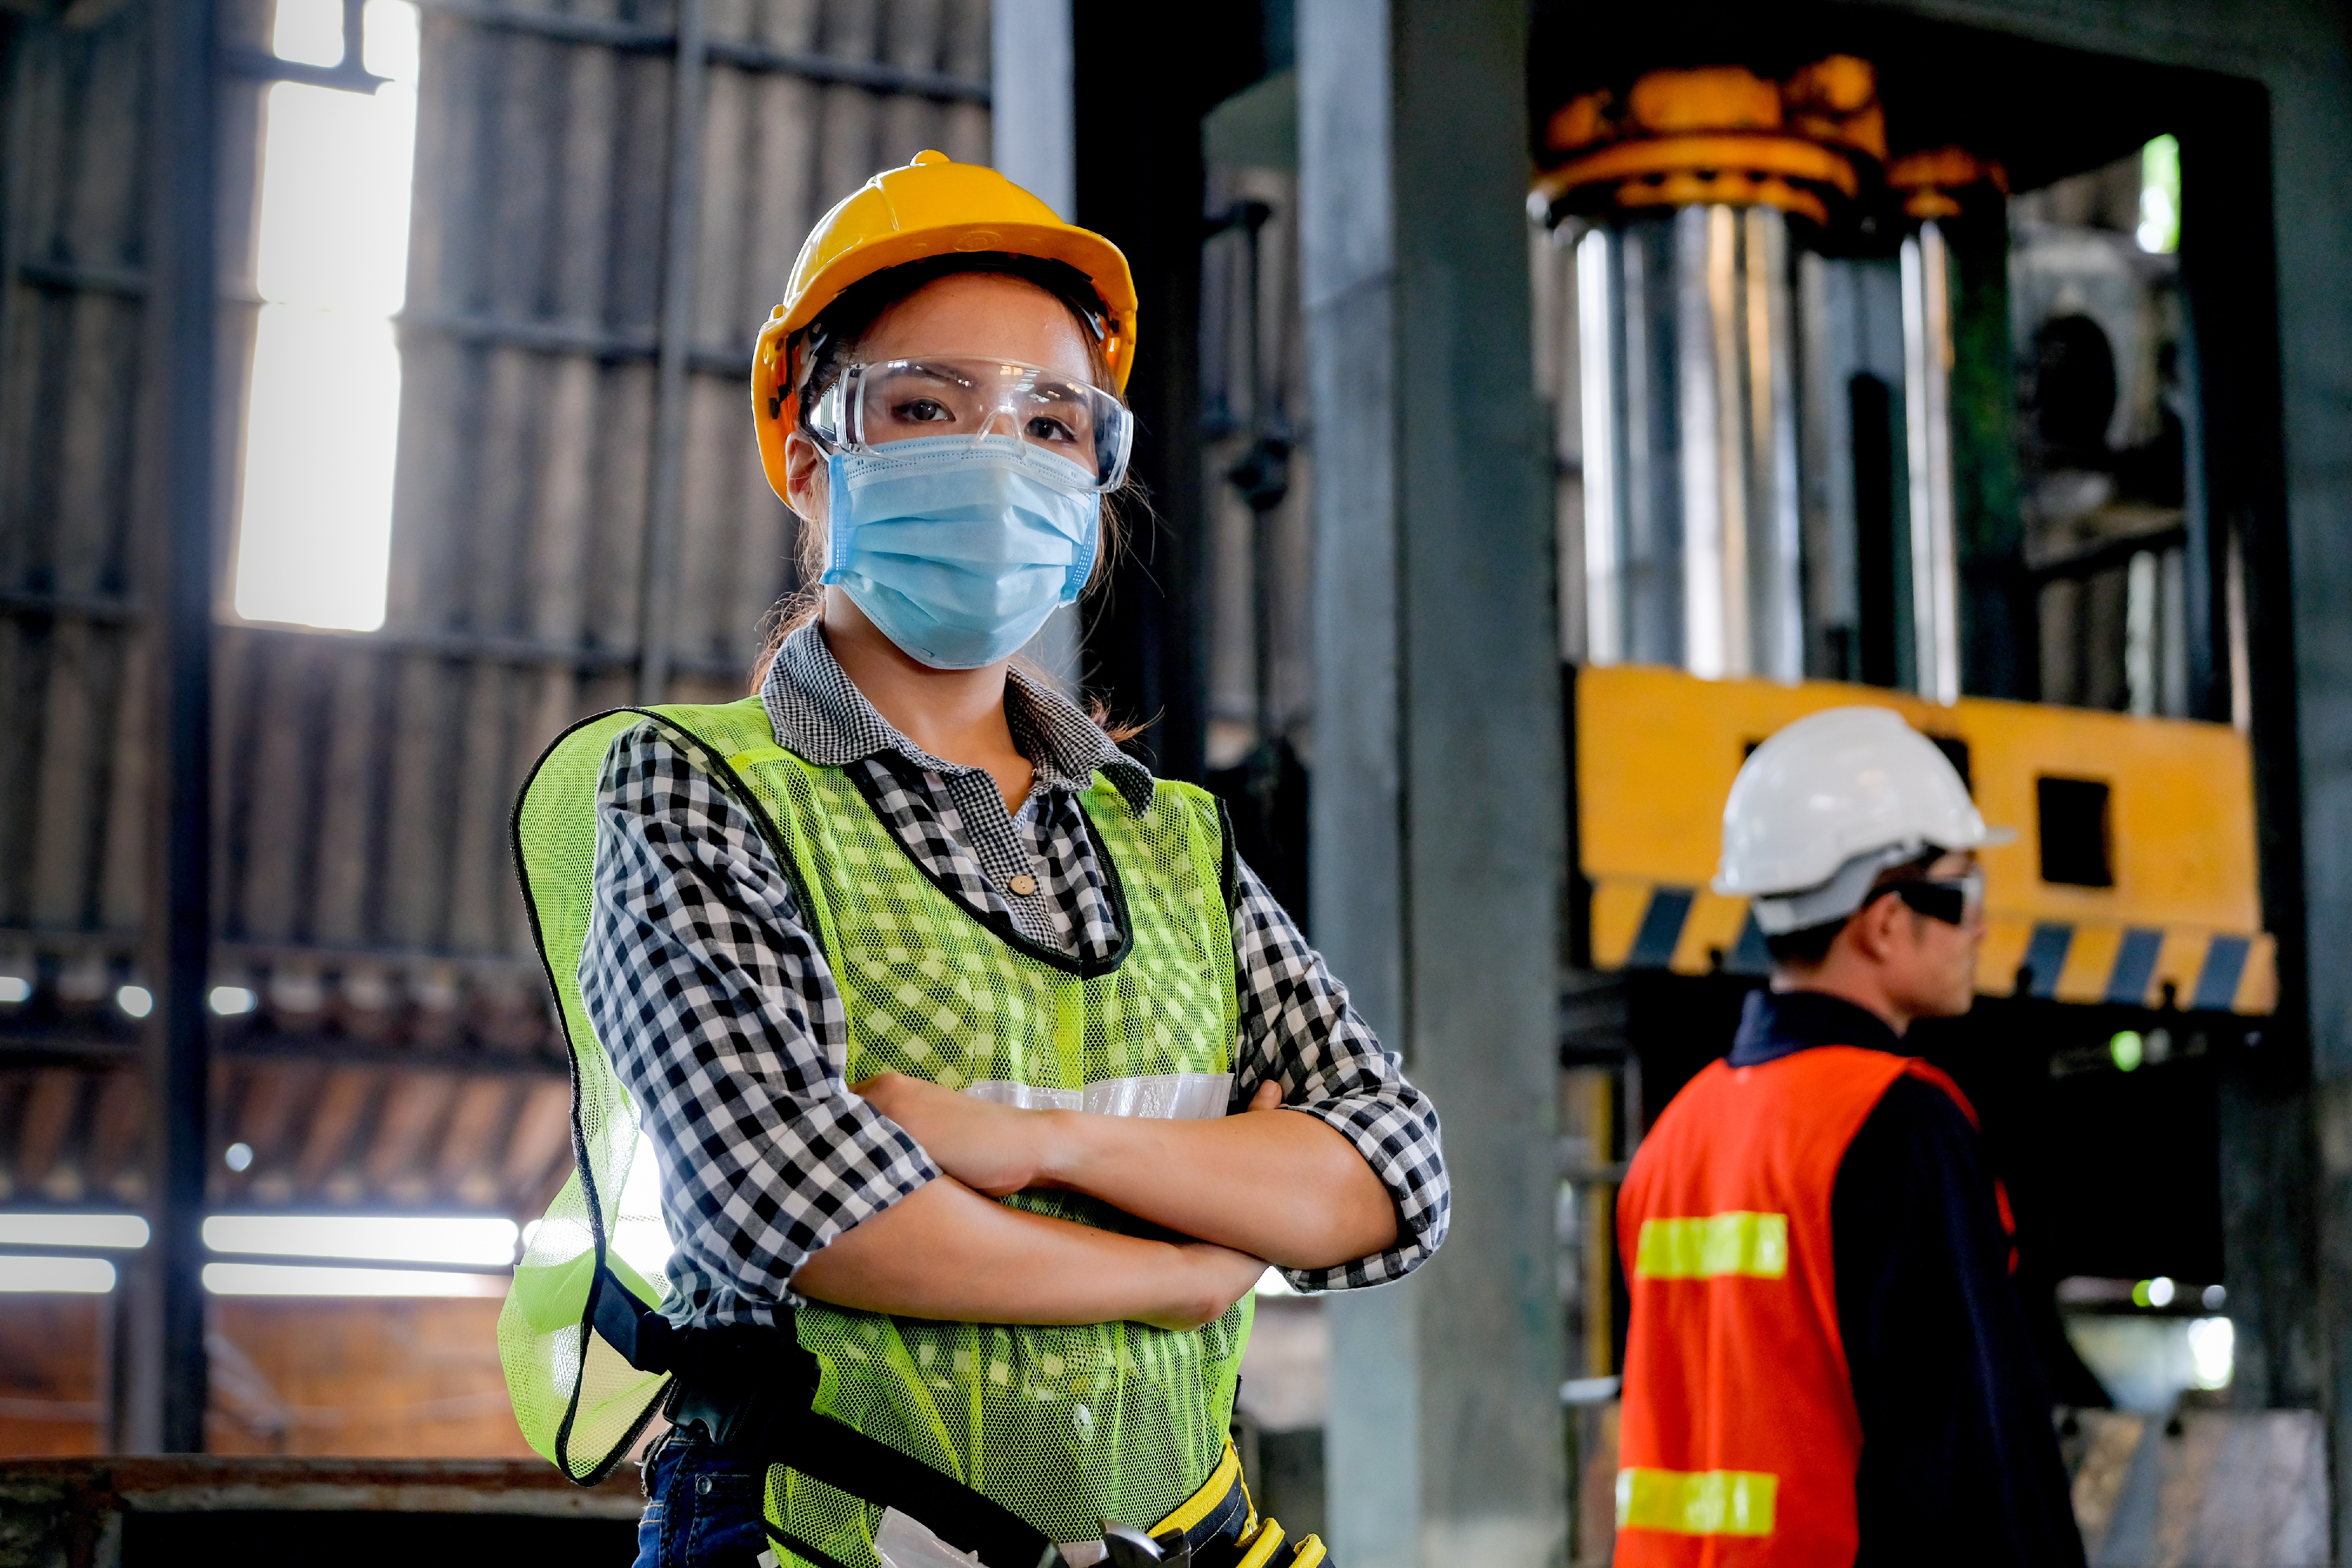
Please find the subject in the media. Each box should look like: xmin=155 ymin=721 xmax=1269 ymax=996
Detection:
xmin=803 ymin=381 xmax=846 ymax=449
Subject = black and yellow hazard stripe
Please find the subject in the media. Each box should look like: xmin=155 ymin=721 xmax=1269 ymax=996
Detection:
xmin=1571 ymin=666 xmax=2276 ymax=1017
xmin=1589 ymin=876 xmax=2275 ymax=1015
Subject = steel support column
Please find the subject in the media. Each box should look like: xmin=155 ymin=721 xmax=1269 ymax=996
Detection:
xmin=135 ymin=0 xmax=222 ymax=1454
xmin=1300 ymin=3 xmax=1565 ymax=1563
xmin=1070 ymin=6 xmax=1257 ymax=779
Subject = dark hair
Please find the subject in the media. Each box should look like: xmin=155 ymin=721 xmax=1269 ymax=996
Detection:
xmin=1761 ymin=848 xmax=1948 ymax=970
xmin=747 ymin=254 xmax=1147 ymax=731
xmin=1763 ymin=919 xmax=1847 ymax=967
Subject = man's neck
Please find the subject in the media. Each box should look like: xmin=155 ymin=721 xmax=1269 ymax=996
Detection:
xmin=1769 ymin=969 xmax=1912 ymax=1036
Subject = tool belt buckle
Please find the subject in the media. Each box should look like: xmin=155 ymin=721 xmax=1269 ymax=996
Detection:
xmin=1102 ymin=1521 xmax=1190 ymax=1568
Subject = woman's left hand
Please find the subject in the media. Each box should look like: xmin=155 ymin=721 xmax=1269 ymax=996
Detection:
xmin=852 ymin=1072 xmax=1056 ymax=1196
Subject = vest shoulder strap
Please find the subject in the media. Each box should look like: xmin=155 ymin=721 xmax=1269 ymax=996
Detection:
xmin=1899 ymin=1057 xmax=1980 ymax=1127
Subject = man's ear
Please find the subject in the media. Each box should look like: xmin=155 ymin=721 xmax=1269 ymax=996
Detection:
xmin=1843 ymin=892 xmax=1902 ymax=965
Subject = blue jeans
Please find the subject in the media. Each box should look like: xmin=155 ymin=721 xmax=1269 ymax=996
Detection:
xmin=635 ymin=1429 xmax=770 ymax=1568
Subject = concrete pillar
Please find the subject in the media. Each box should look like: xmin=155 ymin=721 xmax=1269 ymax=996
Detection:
xmin=1299 ymin=4 xmax=1566 ymax=1564
xmin=989 ymin=0 xmax=1082 ymax=690
xmin=989 ymin=0 xmax=1073 ymax=220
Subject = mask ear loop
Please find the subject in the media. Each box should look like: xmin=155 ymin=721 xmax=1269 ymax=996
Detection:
xmin=820 ymin=449 xmax=856 ymax=585
xmin=1062 ymin=499 xmax=1102 ymax=603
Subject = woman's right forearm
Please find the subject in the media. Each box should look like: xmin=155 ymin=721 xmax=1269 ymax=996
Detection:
xmin=789 ymin=1176 xmax=1263 ymax=1332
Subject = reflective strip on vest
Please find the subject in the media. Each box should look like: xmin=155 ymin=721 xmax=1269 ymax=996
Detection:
xmin=1632 ymin=1211 xmax=1789 ymax=1280
xmin=967 ymin=1073 xmax=1232 ymax=1119
xmin=1616 ymin=1467 xmax=1779 ymax=1536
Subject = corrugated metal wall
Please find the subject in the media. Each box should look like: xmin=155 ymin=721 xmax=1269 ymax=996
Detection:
xmin=0 ymin=0 xmax=988 ymax=1217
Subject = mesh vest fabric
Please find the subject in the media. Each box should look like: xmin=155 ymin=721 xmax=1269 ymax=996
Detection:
xmin=501 ymin=707 xmax=683 ymax=1484
xmin=498 ymin=698 xmax=1249 ymax=1565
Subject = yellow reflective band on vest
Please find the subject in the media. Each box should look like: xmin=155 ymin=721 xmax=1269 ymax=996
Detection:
xmin=1615 ymin=1467 xmax=1779 ymax=1536
xmin=1632 ymin=1210 xmax=1789 ymax=1280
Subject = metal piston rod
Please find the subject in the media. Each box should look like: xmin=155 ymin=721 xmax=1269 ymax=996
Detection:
xmin=1578 ymin=205 xmax=1803 ymax=681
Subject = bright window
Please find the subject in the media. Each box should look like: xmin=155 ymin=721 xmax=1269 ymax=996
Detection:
xmin=231 ymin=0 xmax=421 ymax=631
xmin=2138 ymin=134 xmax=2181 ymax=255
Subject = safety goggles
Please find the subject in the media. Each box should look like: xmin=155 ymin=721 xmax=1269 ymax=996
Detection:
xmin=805 ymin=357 xmax=1136 ymax=492
xmin=1884 ymin=868 xmax=1986 ymax=927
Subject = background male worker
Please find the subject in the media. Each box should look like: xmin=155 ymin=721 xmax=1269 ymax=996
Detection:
xmin=1613 ymin=706 xmax=2086 ymax=1567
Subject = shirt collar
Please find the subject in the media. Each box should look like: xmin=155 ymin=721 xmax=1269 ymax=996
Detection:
xmin=760 ymin=620 xmax=1156 ymax=812
xmin=1726 ymin=988 xmax=1907 ymax=1067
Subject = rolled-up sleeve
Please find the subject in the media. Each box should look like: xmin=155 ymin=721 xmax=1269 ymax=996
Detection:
xmin=577 ymin=719 xmax=938 ymax=1328
xmin=1228 ymin=860 xmax=1449 ymax=1290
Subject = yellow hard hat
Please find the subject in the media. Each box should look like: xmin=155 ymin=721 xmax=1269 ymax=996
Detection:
xmin=750 ymin=150 xmax=1138 ymax=505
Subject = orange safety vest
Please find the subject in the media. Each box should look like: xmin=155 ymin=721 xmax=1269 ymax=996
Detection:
xmin=1613 ymin=1045 xmax=2013 ymax=1567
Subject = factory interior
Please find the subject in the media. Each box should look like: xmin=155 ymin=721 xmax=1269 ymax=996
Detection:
xmin=3 ymin=0 xmax=2352 ymax=1562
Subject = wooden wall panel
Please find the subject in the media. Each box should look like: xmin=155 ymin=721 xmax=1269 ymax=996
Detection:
xmin=83 ymin=1067 xmax=143 ymax=1197
xmin=0 ymin=1297 xmax=540 ymax=1460
xmin=0 ymin=1295 xmax=102 ymax=1458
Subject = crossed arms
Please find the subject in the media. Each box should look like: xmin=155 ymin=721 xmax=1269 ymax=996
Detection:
xmin=793 ymin=1075 xmax=1401 ymax=1331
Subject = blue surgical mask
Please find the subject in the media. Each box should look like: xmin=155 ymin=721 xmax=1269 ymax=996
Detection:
xmin=823 ymin=435 xmax=1100 ymax=670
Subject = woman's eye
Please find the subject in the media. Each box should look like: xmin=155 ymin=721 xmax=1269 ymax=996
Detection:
xmin=890 ymin=398 xmax=955 ymax=424
xmin=1025 ymin=415 xmax=1078 ymax=444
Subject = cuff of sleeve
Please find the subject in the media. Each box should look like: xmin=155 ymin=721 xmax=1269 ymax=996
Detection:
xmin=1278 ymin=1098 xmax=1450 ymax=1294
xmin=762 ymin=1101 xmax=942 ymax=1308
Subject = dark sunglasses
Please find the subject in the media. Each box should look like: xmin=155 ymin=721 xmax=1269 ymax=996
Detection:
xmin=1882 ymin=868 xmax=1986 ymax=927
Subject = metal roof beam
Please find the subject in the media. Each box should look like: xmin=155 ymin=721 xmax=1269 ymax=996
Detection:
xmin=420 ymin=0 xmax=991 ymax=103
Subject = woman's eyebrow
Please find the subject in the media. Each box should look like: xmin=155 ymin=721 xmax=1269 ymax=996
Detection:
xmin=872 ymin=363 xmax=971 ymax=391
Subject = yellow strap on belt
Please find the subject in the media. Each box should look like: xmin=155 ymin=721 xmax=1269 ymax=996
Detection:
xmin=1235 ymin=1519 xmax=1287 ymax=1568
xmin=1632 ymin=1211 xmax=1789 ymax=1280
xmin=1143 ymin=1444 xmax=1326 ymax=1568
xmin=1615 ymin=1467 xmax=1778 ymax=1536
xmin=1151 ymin=1441 xmax=1246 ymax=1538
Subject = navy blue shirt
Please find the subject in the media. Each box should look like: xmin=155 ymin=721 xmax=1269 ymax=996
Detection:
xmin=1729 ymin=990 xmax=2085 ymax=1568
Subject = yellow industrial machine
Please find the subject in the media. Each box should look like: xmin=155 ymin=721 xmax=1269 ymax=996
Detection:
xmin=1529 ymin=32 xmax=2272 ymax=1393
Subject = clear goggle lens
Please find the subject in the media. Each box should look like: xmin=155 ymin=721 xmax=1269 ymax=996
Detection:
xmin=808 ymin=357 xmax=1135 ymax=492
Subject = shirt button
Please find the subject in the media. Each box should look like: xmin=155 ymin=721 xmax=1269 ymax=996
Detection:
xmin=1007 ymin=873 xmax=1039 ymax=896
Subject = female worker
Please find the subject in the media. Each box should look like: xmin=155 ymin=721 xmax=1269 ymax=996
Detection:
xmin=501 ymin=152 xmax=1446 ymax=1568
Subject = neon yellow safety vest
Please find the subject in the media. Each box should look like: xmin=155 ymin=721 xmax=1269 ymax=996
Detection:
xmin=498 ymin=698 xmax=1249 ymax=1567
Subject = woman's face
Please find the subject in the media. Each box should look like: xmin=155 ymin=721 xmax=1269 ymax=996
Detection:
xmin=784 ymin=272 xmax=1097 ymax=518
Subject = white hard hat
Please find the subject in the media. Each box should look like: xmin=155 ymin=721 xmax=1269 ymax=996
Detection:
xmin=1715 ymin=706 xmax=2014 ymax=933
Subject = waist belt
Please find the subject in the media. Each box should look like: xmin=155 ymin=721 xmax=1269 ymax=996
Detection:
xmin=595 ymin=1269 xmax=1325 ymax=1568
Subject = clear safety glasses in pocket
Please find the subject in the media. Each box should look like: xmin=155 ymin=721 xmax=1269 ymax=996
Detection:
xmin=807 ymin=357 xmax=1136 ymax=492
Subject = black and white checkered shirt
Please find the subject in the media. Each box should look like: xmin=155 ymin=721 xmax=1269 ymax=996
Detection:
xmin=579 ymin=622 xmax=1448 ymax=1328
